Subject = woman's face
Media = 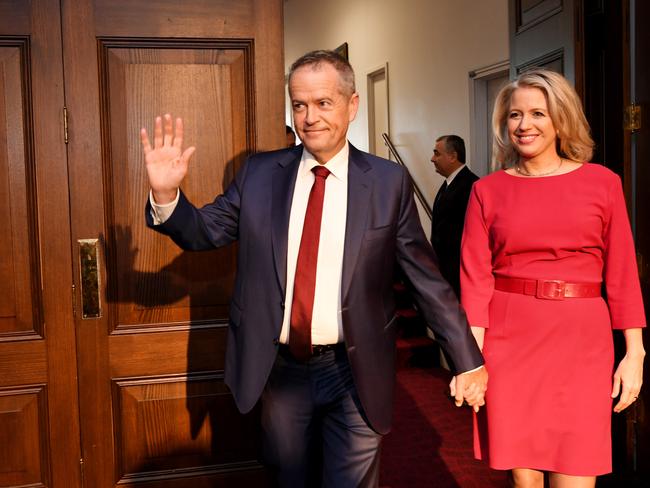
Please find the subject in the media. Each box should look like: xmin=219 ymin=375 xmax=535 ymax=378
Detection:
xmin=507 ymin=86 xmax=559 ymax=162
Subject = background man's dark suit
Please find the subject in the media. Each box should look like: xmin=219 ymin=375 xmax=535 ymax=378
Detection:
xmin=146 ymin=143 xmax=483 ymax=435
xmin=431 ymin=154 xmax=478 ymax=299
xmin=431 ymin=165 xmax=479 ymax=298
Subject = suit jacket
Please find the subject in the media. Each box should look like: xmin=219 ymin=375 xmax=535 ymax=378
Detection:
xmin=431 ymin=166 xmax=479 ymax=298
xmin=146 ymin=143 xmax=483 ymax=434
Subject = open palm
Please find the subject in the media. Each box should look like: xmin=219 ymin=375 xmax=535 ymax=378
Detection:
xmin=140 ymin=113 xmax=196 ymax=203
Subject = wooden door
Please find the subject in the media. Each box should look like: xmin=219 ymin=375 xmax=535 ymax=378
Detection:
xmin=629 ymin=0 xmax=650 ymax=481
xmin=61 ymin=1 xmax=284 ymax=486
xmin=0 ymin=1 xmax=82 ymax=486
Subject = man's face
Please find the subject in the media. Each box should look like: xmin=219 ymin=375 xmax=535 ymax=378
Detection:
xmin=289 ymin=63 xmax=359 ymax=164
xmin=430 ymin=140 xmax=457 ymax=177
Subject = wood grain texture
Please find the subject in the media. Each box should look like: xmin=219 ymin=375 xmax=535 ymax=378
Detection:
xmin=0 ymin=44 xmax=40 ymax=337
xmin=30 ymin=0 xmax=82 ymax=485
xmin=0 ymin=386 xmax=49 ymax=487
xmin=0 ymin=1 xmax=81 ymax=486
xmin=0 ymin=0 xmax=30 ymax=34
xmin=0 ymin=341 xmax=47 ymax=386
xmin=94 ymin=0 xmax=255 ymax=38
xmin=113 ymin=374 xmax=262 ymax=482
xmin=102 ymin=44 xmax=249 ymax=330
xmin=109 ymin=328 xmax=227 ymax=378
xmin=63 ymin=1 xmax=283 ymax=486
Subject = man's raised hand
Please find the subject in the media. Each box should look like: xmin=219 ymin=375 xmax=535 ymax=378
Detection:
xmin=140 ymin=114 xmax=195 ymax=204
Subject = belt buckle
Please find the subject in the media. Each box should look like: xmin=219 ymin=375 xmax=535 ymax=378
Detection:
xmin=536 ymin=279 xmax=566 ymax=300
xmin=312 ymin=344 xmax=330 ymax=356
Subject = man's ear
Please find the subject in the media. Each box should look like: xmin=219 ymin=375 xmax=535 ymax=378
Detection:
xmin=348 ymin=92 xmax=360 ymax=122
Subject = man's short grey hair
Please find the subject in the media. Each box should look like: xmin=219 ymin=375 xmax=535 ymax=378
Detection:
xmin=289 ymin=50 xmax=356 ymax=97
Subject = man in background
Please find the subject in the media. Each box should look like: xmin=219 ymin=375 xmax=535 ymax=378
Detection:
xmin=286 ymin=124 xmax=296 ymax=147
xmin=430 ymin=135 xmax=479 ymax=298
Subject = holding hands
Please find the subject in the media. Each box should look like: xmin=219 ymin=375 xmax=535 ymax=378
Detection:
xmin=450 ymin=366 xmax=488 ymax=413
xmin=140 ymin=114 xmax=195 ymax=204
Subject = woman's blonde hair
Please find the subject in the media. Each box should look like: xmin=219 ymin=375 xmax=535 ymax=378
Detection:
xmin=491 ymin=69 xmax=594 ymax=169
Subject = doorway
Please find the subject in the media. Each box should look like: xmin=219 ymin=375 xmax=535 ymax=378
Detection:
xmin=367 ymin=64 xmax=390 ymax=160
xmin=469 ymin=60 xmax=509 ymax=175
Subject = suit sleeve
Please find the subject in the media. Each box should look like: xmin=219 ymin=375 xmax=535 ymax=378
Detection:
xmin=602 ymin=175 xmax=646 ymax=329
xmin=460 ymin=185 xmax=494 ymax=328
xmin=145 ymin=156 xmax=250 ymax=251
xmin=394 ymin=167 xmax=483 ymax=374
xmin=445 ymin=181 xmax=476 ymax=293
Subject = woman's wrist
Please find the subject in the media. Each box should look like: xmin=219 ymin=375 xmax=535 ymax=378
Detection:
xmin=623 ymin=328 xmax=645 ymax=358
xmin=624 ymin=348 xmax=646 ymax=359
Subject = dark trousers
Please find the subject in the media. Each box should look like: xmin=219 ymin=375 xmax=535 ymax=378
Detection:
xmin=261 ymin=345 xmax=382 ymax=488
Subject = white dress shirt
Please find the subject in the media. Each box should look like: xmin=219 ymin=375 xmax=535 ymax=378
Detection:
xmin=279 ymin=144 xmax=348 ymax=345
xmin=444 ymin=163 xmax=466 ymax=186
xmin=150 ymin=143 xmax=349 ymax=346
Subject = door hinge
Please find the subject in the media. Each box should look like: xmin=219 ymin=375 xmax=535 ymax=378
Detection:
xmin=63 ymin=106 xmax=69 ymax=144
xmin=624 ymin=104 xmax=642 ymax=132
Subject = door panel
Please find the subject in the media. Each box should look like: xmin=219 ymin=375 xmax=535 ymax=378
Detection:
xmin=509 ymin=0 xmax=580 ymax=89
xmin=112 ymin=374 xmax=262 ymax=481
xmin=0 ymin=44 xmax=40 ymax=337
xmin=103 ymin=43 xmax=245 ymax=329
xmin=0 ymin=0 xmax=80 ymax=487
xmin=62 ymin=1 xmax=283 ymax=486
xmin=0 ymin=386 xmax=48 ymax=487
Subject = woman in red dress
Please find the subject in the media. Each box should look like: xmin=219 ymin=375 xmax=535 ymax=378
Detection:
xmin=460 ymin=69 xmax=646 ymax=487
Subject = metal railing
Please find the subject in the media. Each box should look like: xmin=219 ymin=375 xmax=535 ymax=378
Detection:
xmin=382 ymin=133 xmax=432 ymax=221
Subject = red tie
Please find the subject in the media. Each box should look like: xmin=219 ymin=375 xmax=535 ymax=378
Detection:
xmin=289 ymin=165 xmax=331 ymax=361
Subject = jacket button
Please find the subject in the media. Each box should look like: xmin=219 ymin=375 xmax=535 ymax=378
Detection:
xmin=272 ymin=338 xmax=279 ymax=345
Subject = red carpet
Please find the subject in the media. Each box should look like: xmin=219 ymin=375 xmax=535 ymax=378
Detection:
xmin=379 ymin=339 xmax=508 ymax=488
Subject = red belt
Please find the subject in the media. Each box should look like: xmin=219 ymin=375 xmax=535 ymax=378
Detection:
xmin=494 ymin=277 xmax=601 ymax=300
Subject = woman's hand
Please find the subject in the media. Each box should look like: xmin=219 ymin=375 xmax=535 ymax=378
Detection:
xmin=450 ymin=366 xmax=488 ymax=413
xmin=612 ymin=328 xmax=645 ymax=413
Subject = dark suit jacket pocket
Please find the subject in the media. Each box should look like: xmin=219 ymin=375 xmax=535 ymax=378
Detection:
xmin=229 ymin=300 xmax=243 ymax=328
xmin=364 ymin=224 xmax=393 ymax=241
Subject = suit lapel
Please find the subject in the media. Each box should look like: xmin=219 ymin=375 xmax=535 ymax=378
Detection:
xmin=271 ymin=147 xmax=302 ymax=296
xmin=451 ymin=165 xmax=469 ymax=188
xmin=341 ymin=144 xmax=372 ymax=300
xmin=434 ymin=166 xmax=469 ymax=215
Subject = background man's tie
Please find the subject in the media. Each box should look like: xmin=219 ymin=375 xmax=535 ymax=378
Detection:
xmin=433 ymin=180 xmax=448 ymax=213
xmin=289 ymin=165 xmax=331 ymax=361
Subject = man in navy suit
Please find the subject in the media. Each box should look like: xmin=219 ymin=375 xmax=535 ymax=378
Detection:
xmin=430 ymin=135 xmax=479 ymax=298
xmin=141 ymin=50 xmax=486 ymax=488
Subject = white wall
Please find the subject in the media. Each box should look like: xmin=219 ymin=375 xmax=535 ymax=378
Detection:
xmin=284 ymin=0 xmax=509 ymax=219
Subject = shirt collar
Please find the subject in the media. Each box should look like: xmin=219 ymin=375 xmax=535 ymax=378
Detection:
xmin=445 ymin=164 xmax=466 ymax=186
xmin=300 ymin=142 xmax=349 ymax=182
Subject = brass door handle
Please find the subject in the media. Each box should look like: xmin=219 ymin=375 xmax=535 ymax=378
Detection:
xmin=78 ymin=238 xmax=101 ymax=318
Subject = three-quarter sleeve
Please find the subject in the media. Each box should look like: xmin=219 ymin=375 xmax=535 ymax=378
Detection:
xmin=602 ymin=175 xmax=646 ymax=329
xmin=460 ymin=185 xmax=494 ymax=327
